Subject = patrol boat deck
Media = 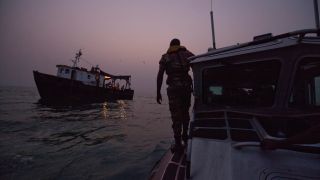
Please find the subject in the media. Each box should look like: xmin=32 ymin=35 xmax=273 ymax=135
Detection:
xmin=149 ymin=29 xmax=320 ymax=180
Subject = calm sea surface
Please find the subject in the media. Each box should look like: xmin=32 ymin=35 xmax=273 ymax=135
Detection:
xmin=0 ymin=86 xmax=173 ymax=180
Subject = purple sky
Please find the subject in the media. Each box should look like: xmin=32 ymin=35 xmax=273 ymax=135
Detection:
xmin=0 ymin=0 xmax=317 ymax=96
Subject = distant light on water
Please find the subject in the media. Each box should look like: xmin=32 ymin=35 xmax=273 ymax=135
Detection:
xmin=118 ymin=100 xmax=127 ymax=120
xmin=102 ymin=102 xmax=108 ymax=119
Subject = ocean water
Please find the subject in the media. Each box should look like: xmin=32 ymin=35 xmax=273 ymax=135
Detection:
xmin=0 ymin=86 xmax=173 ymax=180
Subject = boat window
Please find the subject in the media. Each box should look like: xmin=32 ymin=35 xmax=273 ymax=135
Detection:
xmin=289 ymin=57 xmax=320 ymax=108
xmin=203 ymin=60 xmax=281 ymax=107
xmin=59 ymin=68 xmax=63 ymax=73
xmin=192 ymin=112 xmax=260 ymax=141
xmin=192 ymin=128 xmax=227 ymax=140
xmin=230 ymin=129 xmax=259 ymax=142
xmin=88 ymin=75 xmax=91 ymax=79
xmin=65 ymin=69 xmax=70 ymax=74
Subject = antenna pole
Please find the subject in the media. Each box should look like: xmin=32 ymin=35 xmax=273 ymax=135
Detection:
xmin=210 ymin=0 xmax=216 ymax=49
xmin=314 ymin=0 xmax=320 ymax=28
xmin=314 ymin=0 xmax=320 ymax=27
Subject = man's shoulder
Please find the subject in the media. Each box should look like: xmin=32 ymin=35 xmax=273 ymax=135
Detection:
xmin=159 ymin=53 xmax=170 ymax=65
xmin=178 ymin=49 xmax=194 ymax=60
xmin=161 ymin=53 xmax=169 ymax=58
xmin=181 ymin=49 xmax=194 ymax=57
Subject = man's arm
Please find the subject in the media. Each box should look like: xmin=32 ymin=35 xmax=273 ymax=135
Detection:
xmin=157 ymin=64 xmax=165 ymax=104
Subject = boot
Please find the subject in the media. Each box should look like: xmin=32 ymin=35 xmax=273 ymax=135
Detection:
xmin=182 ymin=135 xmax=188 ymax=147
xmin=171 ymin=137 xmax=183 ymax=153
xmin=182 ymin=121 xmax=189 ymax=147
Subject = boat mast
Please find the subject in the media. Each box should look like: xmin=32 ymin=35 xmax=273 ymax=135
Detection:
xmin=314 ymin=0 xmax=320 ymax=35
xmin=72 ymin=49 xmax=82 ymax=67
xmin=210 ymin=0 xmax=216 ymax=49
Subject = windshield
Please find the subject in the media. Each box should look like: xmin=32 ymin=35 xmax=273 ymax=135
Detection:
xmin=289 ymin=57 xmax=320 ymax=108
xmin=203 ymin=60 xmax=281 ymax=107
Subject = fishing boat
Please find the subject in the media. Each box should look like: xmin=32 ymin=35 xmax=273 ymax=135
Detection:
xmin=33 ymin=50 xmax=134 ymax=104
xmin=149 ymin=1 xmax=320 ymax=178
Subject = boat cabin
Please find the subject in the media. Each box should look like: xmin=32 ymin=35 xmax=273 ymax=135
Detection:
xmin=56 ymin=65 xmax=132 ymax=90
xmin=187 ymin=29 xmax=320 ymax=179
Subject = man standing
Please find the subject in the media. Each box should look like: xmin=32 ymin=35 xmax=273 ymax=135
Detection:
xmin=157 ymin=38 xmax=194 ymax=152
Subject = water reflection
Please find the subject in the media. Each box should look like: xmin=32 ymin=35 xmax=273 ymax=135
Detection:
xmin=117 ymin=100 xmax=127 ymax=120
xmin=102 ymin=102 xmax=108 ymax=119
xmin=0 ymin=87 xmax=172 ymax=179
xmin=101 ymin=100 xmax=130 ymax=120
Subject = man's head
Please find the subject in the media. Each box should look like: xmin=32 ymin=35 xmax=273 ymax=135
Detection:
xmin=170 ymin=38 xmax=180 ymax=46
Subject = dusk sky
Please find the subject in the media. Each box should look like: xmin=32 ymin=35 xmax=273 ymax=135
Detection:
xmin=0 ymin=0 xmax=317 ymax=96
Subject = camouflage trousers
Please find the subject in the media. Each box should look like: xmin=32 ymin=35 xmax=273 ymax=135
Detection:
xmin=167 ymin=86 xmax=191 ymax=144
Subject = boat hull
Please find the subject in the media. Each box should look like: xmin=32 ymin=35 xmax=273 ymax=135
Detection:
xmin=149 ymin=149 xmax=187 ymax=180
xmin=33 ymin=71 xmax=134 ymax=103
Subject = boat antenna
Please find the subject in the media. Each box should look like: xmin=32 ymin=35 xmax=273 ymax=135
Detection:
xmin=314 ymin=0 xmax=320 ymax=36
xmin=210 ymin=0 xmax=216 ymax=49
xmin=72 ymin=49 xmax=82 ymax=67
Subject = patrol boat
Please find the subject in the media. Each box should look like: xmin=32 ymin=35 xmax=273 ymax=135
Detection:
xmin=149 ymin=29 xmax=320 ymax=180
xmin=33 ymin=50 xmax=134 ymax=103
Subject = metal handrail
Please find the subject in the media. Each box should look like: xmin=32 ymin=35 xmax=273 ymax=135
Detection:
xmin=232 ymin=142 xmax=260 ymax=149
xmin=190 ymin=29 xmax=320 ymax=61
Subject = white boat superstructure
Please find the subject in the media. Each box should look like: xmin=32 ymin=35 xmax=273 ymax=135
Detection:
xmin=56 ymin=65 xmax=106 ymax=87
xmin=188 ymin=111 xmax=320 ymax=180
xmin=186 ymin=29 xmax=320 ymax=180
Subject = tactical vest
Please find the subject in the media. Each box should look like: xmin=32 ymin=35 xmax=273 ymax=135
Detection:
xmin=163 ymin=49 xmax=192 ymax=88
